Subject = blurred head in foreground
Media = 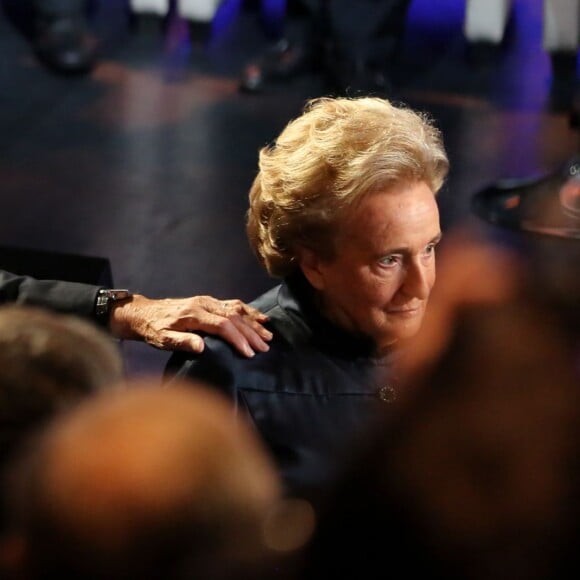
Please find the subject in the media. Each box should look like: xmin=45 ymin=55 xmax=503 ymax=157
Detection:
xmin=0 ymin=305 xmax=123 ymax=451
xmin=301 ymin=237 xmax=580 ymax=580
xmin=0 ymin=306 xmax=123 ymax=527
xmin=6 ymin=382 xmax=282 ymax=580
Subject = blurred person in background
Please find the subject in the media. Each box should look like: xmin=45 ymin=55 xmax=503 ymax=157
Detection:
xmin=2 ymin=0 xmax=97 ymax=74
xmin=239 ymin=0 xmax=412 ymax=94
xmin=128 ymin=0 xmax=221 ymax=39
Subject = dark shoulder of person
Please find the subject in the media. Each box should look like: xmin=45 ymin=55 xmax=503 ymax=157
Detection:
xmin=164 ymin=285 xmax=291 ymax=396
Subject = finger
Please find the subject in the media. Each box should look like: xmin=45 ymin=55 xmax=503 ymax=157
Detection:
xmin=236 ymin=313 xmax=273 ymax=342
xmin=195 ymin=315 xmax=257 ymax=358
xmin=171 ymin=310 xmax=266 ymax=358
xmin=239 ymin=304 xmax=269 ymax=323
xmin=150 ymin=330 xmax=206 ymax=353
xmin=228 ymin=315 xmax=271 ymax=353
xmin=212 ymin=302 xmax=272 ymax=342
xmin=221 ymin=300 xmax=269 ymax=323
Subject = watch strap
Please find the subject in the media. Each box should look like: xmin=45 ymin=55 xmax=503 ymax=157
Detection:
xmin=95 ymin=288 xmax=131 ymax=324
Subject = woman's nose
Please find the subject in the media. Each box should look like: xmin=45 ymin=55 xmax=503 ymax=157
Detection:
xmin=402 ymin=260 xmax=432 ymax=300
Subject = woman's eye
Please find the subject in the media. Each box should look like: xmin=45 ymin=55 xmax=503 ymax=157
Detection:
xmin=424 ymin=243 xmax=436 ymax=256
xmin=379 ymin=255 xmax=398 ymax=267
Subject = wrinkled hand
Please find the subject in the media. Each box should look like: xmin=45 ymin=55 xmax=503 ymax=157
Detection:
xmin=108 ymin=294 xmax=272 ymax=357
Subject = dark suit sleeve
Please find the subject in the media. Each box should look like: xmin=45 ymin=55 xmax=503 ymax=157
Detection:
xmin=0 ymin=269 xmax=101 ymax=320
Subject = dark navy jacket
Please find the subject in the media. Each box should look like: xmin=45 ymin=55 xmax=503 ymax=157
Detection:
xmin=167 ymin=274 xmax=396 ymax=496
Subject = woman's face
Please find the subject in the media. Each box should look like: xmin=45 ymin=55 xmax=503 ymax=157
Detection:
xmin=299 ymin=181 xmax=441 ymax=352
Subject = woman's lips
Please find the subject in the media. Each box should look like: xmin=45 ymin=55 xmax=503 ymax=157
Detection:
xmin=387 ymin=305 xmax=422 ymax=316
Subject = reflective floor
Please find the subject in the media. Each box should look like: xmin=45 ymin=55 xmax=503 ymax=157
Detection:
xmin=0 ymin=0 xmax=578 ymax=375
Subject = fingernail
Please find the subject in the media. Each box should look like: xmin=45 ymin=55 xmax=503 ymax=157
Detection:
xmin=244 ymin=345 xmax=255 ymax=358
xmin=262 ymin=331 xmax=273 ymax=340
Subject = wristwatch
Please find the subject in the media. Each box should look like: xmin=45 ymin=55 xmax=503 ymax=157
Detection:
xmin=95 ymin=288 xmax=132 ymax=324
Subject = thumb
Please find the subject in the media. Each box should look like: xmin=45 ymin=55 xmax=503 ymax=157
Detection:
xmin=156 ymin=331 xmax=206 ymax=353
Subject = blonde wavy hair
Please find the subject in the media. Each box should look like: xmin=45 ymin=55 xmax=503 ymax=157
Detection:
xmin=246 ymin=97 xmax=449 ymax=278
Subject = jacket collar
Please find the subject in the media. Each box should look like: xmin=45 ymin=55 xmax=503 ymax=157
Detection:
xmin=278 ymin=272 xmax=386 ymax=362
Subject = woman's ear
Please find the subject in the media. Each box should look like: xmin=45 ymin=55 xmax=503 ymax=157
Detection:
xmin=296 ymin=247 xmax=326 ymax=291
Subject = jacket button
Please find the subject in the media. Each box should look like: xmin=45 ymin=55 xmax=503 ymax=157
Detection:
xmin=378 ymin=385 xmax=396 ymax=403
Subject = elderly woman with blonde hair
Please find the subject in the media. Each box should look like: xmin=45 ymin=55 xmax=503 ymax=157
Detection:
xmin=168 ymin=96 xmax=449 ymax=496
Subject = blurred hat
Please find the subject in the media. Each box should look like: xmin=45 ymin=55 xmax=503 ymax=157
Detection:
xmin=472 ymin=155 xmax=580 ymax=240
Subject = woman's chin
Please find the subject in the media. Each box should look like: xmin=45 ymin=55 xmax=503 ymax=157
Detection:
xmin=376 ymin=319 xmax=425 ymax=350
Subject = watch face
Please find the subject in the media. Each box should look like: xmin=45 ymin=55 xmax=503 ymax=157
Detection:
xmin=108 ymin=290 xmax=130 ymax=301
